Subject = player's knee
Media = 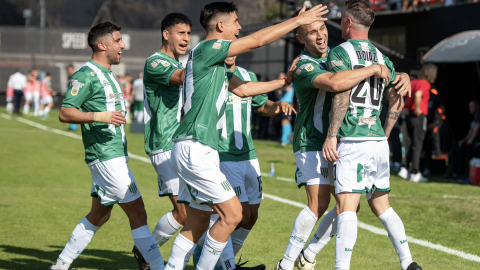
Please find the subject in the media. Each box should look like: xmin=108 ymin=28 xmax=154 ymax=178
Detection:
xmin=173 ymin=208 xmax=188 ymax=225
xmin=240 ymin=206 xmax=251 ymax=225
xmin=224 ymin=209 xmax=243 ymax=228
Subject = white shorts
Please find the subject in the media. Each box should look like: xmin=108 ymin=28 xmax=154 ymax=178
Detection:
xmin=220 ymin=159 xmax=263 ymax=205
xmin=149 ymin=150 xmax=179 ymax=197
xmin=295 ymin=151 xmax=334 ymax=187
xmin=24 ymin=92 xmax=33 ymax=101
xmin=171 ymin=139 xmax=236 ymax=212
xmin=89 ymin=156 xmax=142 ymax=206
xmin=335 ymin=140 xmax=390 ymax=200
xmin=41 ymin=96 xmax=53 ymax=104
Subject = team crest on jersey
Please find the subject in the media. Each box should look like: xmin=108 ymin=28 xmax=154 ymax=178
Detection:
xmin=305 ymin=64 xmax=314 ymax=72
xmin=71 ymin=87 xmax=79 ymax=96
xmin=90 ymin=72 xmax=96 ymax=76
xmin=358 ymin=116 xmax=377 ymax=128
xmin=357 ymin=163 xmax=367 ymax=183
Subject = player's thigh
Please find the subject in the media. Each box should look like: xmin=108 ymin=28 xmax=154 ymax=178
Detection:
xmin=89 ymin=156 xmax=142 ymax=207
xmin=41 ymin=96 xmax=53 ymax=105
xmin=150 ymin=150 xmax=180 ymax=197
xmin=220 ymin=161 xmax=249 ymax=203
xmin=24 ymin=92 xmax=33 ymax=101
xmin=171 ymin=140 xmax=236 ymax=213
xmin=335 ymin=141 xmax=374 ymax=195
xmin=295 ymin=151 xmax=333 ymax=188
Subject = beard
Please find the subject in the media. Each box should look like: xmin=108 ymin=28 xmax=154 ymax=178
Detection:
xmin=107 ymin=51 xmax=120 ymax=65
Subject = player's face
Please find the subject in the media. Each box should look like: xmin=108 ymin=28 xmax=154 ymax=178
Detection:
xmin=297 ymin=21 xmax=328 ymax=57
xmin=105 ymin=31 xmax=126 ymax=66
xmin=224 ymin=12 xmax=241 ymax=40
xmin=224 ymin=56 xmax=236 ymax=67
xmin=165 ymin=23 xmax=191 ymax=56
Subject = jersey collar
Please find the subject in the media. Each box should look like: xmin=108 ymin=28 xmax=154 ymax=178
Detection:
xmin=88 ymin=60 xmax=111 ymax=74
xmin=157 ymin=50 xmax=180 ymax=65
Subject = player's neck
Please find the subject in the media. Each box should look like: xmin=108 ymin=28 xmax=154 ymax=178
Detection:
xmin=304 ymin=47 xmax=326 ymax=58
xmin=346 ymin=30 xmax=369 ymax=41
xmin=226 ymin=63 xmax=235 ymax=72
xmin=91 ymin=53 xmax=111 ymax=70
xmin=160 ymin=44 xmax=179 ymax=61
xmin=205 ymin=31 xmax=228 ymax=41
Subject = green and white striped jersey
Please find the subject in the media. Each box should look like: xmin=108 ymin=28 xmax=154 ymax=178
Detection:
xmin=327 ymin=39 xmax=396 ymax=141
xmin=218 ymin=66 xmax=268 ymax=162
xmin=143 ymin=51 xmax=183 ymax=155
xmin=292 ymin=50 xmax=332 ymax=154
xmin=173 ymin=39 xmax=234 ymax=150
xmin=62 ymin=60 xmax=128 ymax=164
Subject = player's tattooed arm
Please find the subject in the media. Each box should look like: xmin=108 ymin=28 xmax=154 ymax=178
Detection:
xmin=383 ymin=87 xmax=404 ymax=138
xmin=322 ymin=90 xmax=351 ymax=162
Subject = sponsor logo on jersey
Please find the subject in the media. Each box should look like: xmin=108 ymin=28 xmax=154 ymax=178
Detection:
xmin=345 ymin=248 xmax=353 ymax=252
xmin=108 ymin=92 xmax=125 ymax=102
xmin=227 ymin=95 xmax=251 ymax=105
xmin=208 ymin=249 xmax=222 ymax=255
xmin=291 ymin=235 xmax=306 ymax=243
xmin=196 ymin=123 xmax=208 ymax=130
xmin=360 ymin=44 xmax=371 ymax=51
xmin=160 ymin=60 xmax=170 ymax=67
xmin=102 ymin=80 xmax=111 ymax=87
xmin=151 ymin=61 xmax=158 ymax=68
xmin=305 ymin=64 xmax=314 ymax=72
xmin=400 ymin=239 xmax=408 ymax=244
xmin=329 ymin=60 xmax=344 ymax=69
xmin=296 ymin=68 xmax=302 ymax=75
xmin=213 ymin=40 xmax=223 ymax=49
xmin=70 ymin=80 xmax=85 ymax=88
xmin=358 ymin=115 xmax=376 ymax=128
xmin=299 ymin=63 xmax=308 ymax=70
xmin=357 ymin=163 xmax=367 ymax=183
xmin=320 ymin=166 xmax=329 ymax=179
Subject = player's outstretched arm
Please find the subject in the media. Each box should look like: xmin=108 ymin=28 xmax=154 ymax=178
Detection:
xmin=391 ymin=72 xmax=411 ymax=97
xmin=322 ymin=90 xmax=351 ymax=162
xmin=314 ymin=64 xmax=389 ymax=92
xmin=256 ymin=100 xmax=296 ymax=117
xmin=59 ymin=107 xmax=126 ymax=126
xmin=383 ymin=87 xmax=404 ymax=138
xmin=169 ymin=69 xmax=186 ymax=86
xmin=227 ymin=5 xmax=328 ymax=57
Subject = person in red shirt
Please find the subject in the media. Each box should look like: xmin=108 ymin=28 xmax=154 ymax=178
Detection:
xmin=398 ymin=64 xmax=438 ymax=182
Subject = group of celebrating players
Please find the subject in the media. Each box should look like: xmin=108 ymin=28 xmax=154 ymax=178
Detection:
xmin=49 ymin=1 xmax=423 ymax=270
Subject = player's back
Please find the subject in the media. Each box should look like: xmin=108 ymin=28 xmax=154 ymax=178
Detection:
xmin=328 ymin=39 xmax=396 ymax=141
xmin=173 ymin=39 xmax=234 ymax=150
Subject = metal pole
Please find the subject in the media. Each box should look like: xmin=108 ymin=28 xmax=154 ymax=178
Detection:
xmin=39 ymin=0 xmax=45 ymax=53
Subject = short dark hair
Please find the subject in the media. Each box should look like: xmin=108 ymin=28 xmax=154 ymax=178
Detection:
xmin=200 ymin=2 xmax=238 ymax=32
xmin=161 ymin=13 xmax=192 ymax=42
xmin=88 ymin=21 xmax=121 ymax=52
xmin=291 ymin=7 xmax=311 ymax=34
xmin=419 ymin=64 xmax=438 ymax=84
xmin=344 ymin=0 xmax=375 ymax=28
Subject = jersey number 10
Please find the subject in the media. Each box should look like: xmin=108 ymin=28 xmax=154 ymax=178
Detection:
xmin=351 ymin=65 xmax=384 ymax=107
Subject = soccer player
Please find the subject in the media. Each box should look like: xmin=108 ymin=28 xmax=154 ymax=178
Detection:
xmin=133 ymin=12 xmax=192 ymax=269
xmin=23 ymin=69 xmax=41 ymax=115
xmin=6 ymin=69 xmax=26 ymax=114
xmin=275 ymin=7 xmax=394 ymax=270
xmin=39 ymin=72 xmax=55 ymax=118
xmin=322 ymin=1 xmax=421 ymax=270
xmin=50 ymin=22 xmax=165 ymax=270
xmin=162 ymin=3 xmax=329 ymax=270
xmin=193 ymin=56 xmax=296 ymax=270
xmin=131 ymin=71 xmax=144 ymax=123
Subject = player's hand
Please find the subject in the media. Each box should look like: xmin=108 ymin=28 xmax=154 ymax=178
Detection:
xmin=322 ymin=137 xmax=339 ymax=162
xmin=392 ymin=72 xmax=411 ymax=97
xmin=110 ymin=110 xmax=126 ymax=126
xmin=414 ymin=108 xmax=422 ymax=116
xmin=296 ymin=4 xmax=329 ymax=26
xmin=275 ymin=101 xmax=297 ymax=115
xmin=284 ymin=56 xmax=299 ymax=86
xmin=374 ymin=64 xmax=390 ymax=82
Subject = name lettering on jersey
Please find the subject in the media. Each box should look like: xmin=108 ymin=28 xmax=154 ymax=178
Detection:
xmin=328 ymin=60 xmax=344 ymax=69
xmin=227 ymin=95 xmax=251 ymax=105
xmin=355 ymin=50 xmax=378 ymax=63
xmin=108 ymin=92 xmax=125 ymax=102
xmin=358 ymin=115 xmax=376 ymax=128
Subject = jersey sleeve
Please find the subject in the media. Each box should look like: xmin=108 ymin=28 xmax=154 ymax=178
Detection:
xmin=383 ymin=55 xmax=397 ymax=90
xmin=294 ymin=60 xmax=328 ymax=89
xmin=201 ymin=39 xmax=233 ymax=67
xmin=327 ymin=46 xmax=352 ymax=73
xmin=62 ymin=73 xmax=93 ymax=109
xmin=145 ymin=57 xmax=180 ymax=87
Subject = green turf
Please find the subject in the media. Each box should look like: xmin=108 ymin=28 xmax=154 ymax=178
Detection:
xmin=0 ymin=108 xmax=479 ymax=270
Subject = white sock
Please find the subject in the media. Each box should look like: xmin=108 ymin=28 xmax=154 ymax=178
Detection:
xmin=280 ymin=206 xmax=318 ymax=270
xmin=378 ymin=208 xmax=413 ymax=270
xmin=197 ymin=230 xmax=227 ymax=270
xmin=6 ymin=103 xmax=13 ymax=113
xmin=231 ymin=227 xmax=250 ymax=256
xmin=44 ymin=106 xmax=51 ymax=115
xmin=58 ymin=217 xmax=99 ymax=264
xmin=304 ymin=207 xmax=337 ymax=263
xmin=132 ymin=225 xmax=165 ymax=270
xmin=217 ymin=237 xmax=235 ymax=270
xmin=23 ymin=104 xmax=29 ymax=113
xmin=335 ymin=212 xmax=357 ymax=270
xmin=165 ymin=233 xmax=196 ymax=270
xmin=152 ymin=211 xmax=183 ymax=247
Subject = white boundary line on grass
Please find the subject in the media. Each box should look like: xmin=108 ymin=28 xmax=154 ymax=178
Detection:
xmin=4 ymin=113 xmax=480 ymax=263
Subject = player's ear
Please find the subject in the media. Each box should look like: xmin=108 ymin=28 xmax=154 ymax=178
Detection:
xmin=162 ymin=30 xmax=169 ymax=41
xmin=97 ymin=40 xmax=107 ymax=52
xmin=216 ymin=20 xmax=224 ymax=33
xmin=295 ymin=33 xmax=304 ymax=44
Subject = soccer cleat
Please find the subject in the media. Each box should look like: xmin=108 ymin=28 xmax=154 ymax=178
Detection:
xmin=235 ymin=255 xmax=265 ymax=270
xmin=274 ymin=260 xmax=285 ymax=270
xmin=406 ymin=262 xmax=422 ymax=270
xmin=398 ymin=167 xmax=409 ymax=179
xmin=294 ymin=250 xmax=316 ymax=270
xmin=409 ymin=172 xmax=428 ymax=182
xmin=132 ymin=245 xmax=151 ymax=270
xmin=49 ymin=259 xmax=72 ymax=270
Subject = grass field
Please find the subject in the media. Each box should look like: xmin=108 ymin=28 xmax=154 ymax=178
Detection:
xmin=1 ymin=107 xmax=479 ymax=270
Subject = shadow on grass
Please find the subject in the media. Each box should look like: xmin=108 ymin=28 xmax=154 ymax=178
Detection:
xmin=0 ymin=245 xmax=196 ymax=270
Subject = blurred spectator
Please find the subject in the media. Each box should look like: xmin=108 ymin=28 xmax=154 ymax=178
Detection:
xmin=389 ymin=0 xmax=403 ymax=10
xmin=122 ymin=73 xmax=133 ymax=123
xmin=399 ymin=64 xmax=437 ymax=182
xmin=66 ymin=64 xmax=78 ymax=131
xmin=131 ymin=71 xmax=144 ymax=123
xmin=7 ymin=69 xmax=26 ymax=115
xmin=328 ymin=1 xmax=341 ymax=17
xmin=39 ymin=73 xmax=55 ymax=118
xmin=277 ymin=72 xmax=295 ymax=146
xmin=23 ymin=69 xmax=41 ymax=116
xmin=450 ymin=100 xmax=480 ymax=179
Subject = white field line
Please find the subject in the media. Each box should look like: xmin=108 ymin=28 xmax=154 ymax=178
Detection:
xmin=264 ymin=194 xmax=480 ymax=263
xmin=6 ymin=114 xmax=480 ymax=263
xmin=261 ymin=172 xmax=294 ymax=182
xmin=1 ymin=113 xmax=12 ymax=120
